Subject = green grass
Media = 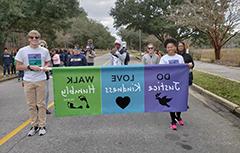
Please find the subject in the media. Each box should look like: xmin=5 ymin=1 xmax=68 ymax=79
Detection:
xmin=129 ymin=50 xmax=142 ymax=59
xmin=193 ymin=70 xmax=240 ymax=105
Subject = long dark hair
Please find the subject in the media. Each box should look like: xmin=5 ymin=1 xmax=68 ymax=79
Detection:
xmin=177 ymin=41 xmax=187 ymax=54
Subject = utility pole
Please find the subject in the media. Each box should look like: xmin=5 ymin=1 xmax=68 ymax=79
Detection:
xmin=139 ymin=29 xmax=141 ymax=52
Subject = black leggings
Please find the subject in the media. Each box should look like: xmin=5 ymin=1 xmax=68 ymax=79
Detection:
xmin=170 ymin=112 xmax=182 ymax=124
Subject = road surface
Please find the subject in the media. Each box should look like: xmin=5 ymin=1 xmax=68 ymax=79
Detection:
xmin=1 ymin=54 xmax=240 ymax=153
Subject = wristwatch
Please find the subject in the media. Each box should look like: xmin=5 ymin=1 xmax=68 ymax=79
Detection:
xmin=27 ymin=65 xmax=33 ymax=71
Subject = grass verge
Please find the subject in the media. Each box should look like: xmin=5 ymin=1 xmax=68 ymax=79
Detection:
xmin=191 ymin=48 xmax=240 ymax=66
xmin=129 ymin=50 xmax=142 ymax=60
xmin=193 ymin=70 xmax=240 ymax=105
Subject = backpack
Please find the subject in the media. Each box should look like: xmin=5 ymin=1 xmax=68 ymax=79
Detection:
xmin=124 ymin=51 xmax=130 ymax=65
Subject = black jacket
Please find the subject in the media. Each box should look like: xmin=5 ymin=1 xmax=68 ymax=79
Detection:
xmin=179 ymin=52 xmax=194 ymax=85
xmin=179 ymin=52 xmax=194 ymax=69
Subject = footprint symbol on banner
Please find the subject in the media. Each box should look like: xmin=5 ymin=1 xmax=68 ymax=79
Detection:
xmin=67 ymin=95 xmax=90 ymax=109
xmin=78 ymin=95 xmax=90 ymax=109
xmin=116 ymin=96 xmax=131 ymax=109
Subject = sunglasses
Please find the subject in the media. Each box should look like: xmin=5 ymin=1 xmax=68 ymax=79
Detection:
xmin=148 ymin=47 xmax=154 ymax=50
xmin=29 ymin=36 xmax=39 ymax=39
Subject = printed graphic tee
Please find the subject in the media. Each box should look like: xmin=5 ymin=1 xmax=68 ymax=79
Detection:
xmin=159 ymin=54 xmax=185 ymax=64
xmin=15 ymin=46 xmax=51 ymax=82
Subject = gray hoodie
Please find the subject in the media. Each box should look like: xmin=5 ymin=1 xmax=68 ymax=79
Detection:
xmin=142 ymin=53 xmax=160 ymax=65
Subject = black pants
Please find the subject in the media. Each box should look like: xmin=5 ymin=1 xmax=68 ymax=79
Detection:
xmin=170 ymin=112 xmax=182 ymax=124
xmin=11 ymin=64 xmax=16 ymax=74
xmin=53 ymin=64 xmax=60 ymax=67
xmin=189 ymin=72 xmax=193 ymax=85
xmin=87 ymin=63 xmax=94 ymax=66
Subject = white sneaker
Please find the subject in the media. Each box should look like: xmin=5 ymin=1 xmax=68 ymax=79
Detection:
xmin=27 ymin=126 xmax=39 ymax=136
xmin=39 ymin=127 xmax=46 ymax=136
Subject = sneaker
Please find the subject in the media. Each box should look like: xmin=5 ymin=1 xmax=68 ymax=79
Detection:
xmin=177 ymin=119 xmax=184 ymax=126
xmin=39 ymin=127 xmax=46 ymax=136
xmin=27 ymin=126 xmax=39 ymax=136
xmin=170 ymin=123 xmax=177 ymax=130
xmin=46 ymin=109 xmax=51 ymax=114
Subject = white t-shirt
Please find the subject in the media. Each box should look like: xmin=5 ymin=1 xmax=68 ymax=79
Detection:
xmin=159 ymin=54 xmax=185 ymax=64
xmin=15 ymin=46 xmax=51 ymax=82
xmin=111 ymin=54 xmax=122 ymax=66
xmin=52 ymin=54 xmax=61 ymax=65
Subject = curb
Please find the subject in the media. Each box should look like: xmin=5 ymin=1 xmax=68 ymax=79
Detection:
xmin=0 ymin=76 xmax=18 ymax=83
xmin=192 ymin=83 xmax=240 ymax=117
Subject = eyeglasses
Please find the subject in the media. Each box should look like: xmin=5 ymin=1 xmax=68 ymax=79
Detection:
xmin=29 ymin=36 xmax=39 ymax=39
xmin=148 ymin=47 xmax=154 ymax=50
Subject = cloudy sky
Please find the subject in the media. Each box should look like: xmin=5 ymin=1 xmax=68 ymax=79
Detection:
xmin=81 ymin=0 xmax=119 ymax=38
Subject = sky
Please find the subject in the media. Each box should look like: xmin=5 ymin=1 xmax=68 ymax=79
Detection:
xmin=80 ymin=0 xmax=119 ymax=38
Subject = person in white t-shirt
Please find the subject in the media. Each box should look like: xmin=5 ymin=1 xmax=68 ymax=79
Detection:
xmin=110 ymin=39 xmax=127 ymax=65
xmin=15 ymin=30 xmax=51 ymax=136
xmin=159 ymin=38 xmax=185 ymax=131
xmin=52 ymin=50 xmax=61 ymax=67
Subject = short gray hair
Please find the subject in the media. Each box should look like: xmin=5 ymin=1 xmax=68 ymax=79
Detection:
xmin=28 ymin=30 xmax=41 ymax=37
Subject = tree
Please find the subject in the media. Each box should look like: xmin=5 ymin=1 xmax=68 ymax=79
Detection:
xmin=55 ymin=16 xmax=115 ymax=49
xmin=225 ymin=33 xmax=240 ymax=48
xmin=171 ymin=0 xmax=240 ymax=60
xmin=143 ymin=35 xmax=162 ymax=51
xmin=110 ymin=0 xmax=192 ymax=43
xmin=0 ymin=0 xmax=83 ymax=64
xmin=118 ymin=28 xmax=145 ymax=50
xmin=0 ymin=0 xmax=25 ymax=64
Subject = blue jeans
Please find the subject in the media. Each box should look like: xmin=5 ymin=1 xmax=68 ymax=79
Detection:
xmin=3 ymin=64 xmax=10 ymax=75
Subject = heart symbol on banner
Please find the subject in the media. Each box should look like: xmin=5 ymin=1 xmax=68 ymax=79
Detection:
xmin=116 ymin=96 xmax=131 ymax=109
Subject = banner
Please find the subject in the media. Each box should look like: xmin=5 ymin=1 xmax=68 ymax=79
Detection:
xmin=101 ymin=65 xmax=145 ymax=114
xmin=144 ymin=65 xmax=189 ymax=112
xmin=52 ymin=67 xmax=101 ymax=117
xmin=52 ymin=65 xmax=189 ymax=117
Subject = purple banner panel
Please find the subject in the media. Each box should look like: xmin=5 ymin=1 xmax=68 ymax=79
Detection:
xmin=144 ymin=64 xmax=189 ymax=112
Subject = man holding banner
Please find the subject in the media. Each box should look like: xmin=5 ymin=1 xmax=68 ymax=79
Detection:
xmin=15 ymin=30 xmax=51 ymax=136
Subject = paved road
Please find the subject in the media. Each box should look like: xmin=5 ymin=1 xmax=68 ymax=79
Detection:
xmin=1 ymin=54 xmax=240 ymax=153
xmin=194 ymin=61 xmax=240 ymax=82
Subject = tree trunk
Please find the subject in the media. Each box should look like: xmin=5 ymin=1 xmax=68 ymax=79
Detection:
xmin=0 ymin=41 xmax=5 ymax=65
xmin=0 ymin=32 xmax=8 ymax=65
xmin=214 ymin=45 xmax=221 ymax=60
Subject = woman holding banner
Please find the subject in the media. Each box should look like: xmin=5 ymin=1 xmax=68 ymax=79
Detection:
xmin=177 ymin=41 xmax=194 ymax=85
xmin=159 ymin=38 xmax=185 ymax=130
